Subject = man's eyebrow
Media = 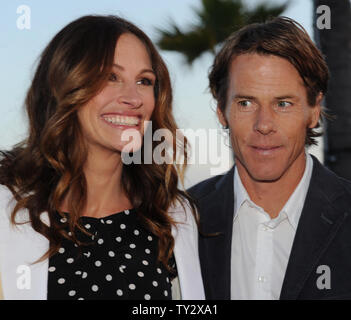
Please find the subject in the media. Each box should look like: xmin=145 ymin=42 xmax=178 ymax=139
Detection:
xmin=231 ymin=94 xmax=256 ymax=100
xmin=231 ymin=94 xmax=300 ymax=100
xmin=112 ymin=64 xmax=155 ymax=75
xmin=274 ymin=95 xmax=299 ymax=100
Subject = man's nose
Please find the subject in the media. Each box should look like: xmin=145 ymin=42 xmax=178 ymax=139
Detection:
xmin=253 ymin=106 xmax=276 ymax=135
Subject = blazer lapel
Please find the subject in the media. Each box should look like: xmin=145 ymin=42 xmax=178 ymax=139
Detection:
xmin=280 ymin=158 xmax=350 ymax=299
xmin=198 ymin=167 xmax=235 ymax=299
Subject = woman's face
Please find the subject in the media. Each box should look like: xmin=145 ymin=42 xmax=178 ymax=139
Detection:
xmin=77 ymin=33 xmax=156 ymax=155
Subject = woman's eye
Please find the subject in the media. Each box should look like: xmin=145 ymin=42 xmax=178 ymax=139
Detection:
xmin=137 ymin=78 xmax=154 ymax=86
xmin=108 ymin=73 xmax=118 ymax=82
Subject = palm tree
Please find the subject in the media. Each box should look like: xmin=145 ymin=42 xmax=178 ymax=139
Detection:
xmin=313 ymin=0 xmax=351 ymax=180
xmin=156 ymin=0 xmax=289 ymax=64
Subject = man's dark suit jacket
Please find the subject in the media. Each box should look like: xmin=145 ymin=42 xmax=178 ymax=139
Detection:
xmin=188 ymin=156 xmax=351 ymax=300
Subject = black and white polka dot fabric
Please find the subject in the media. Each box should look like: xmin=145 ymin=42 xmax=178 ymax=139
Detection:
xmin=47 ymin=209 xmax=175 ymax=300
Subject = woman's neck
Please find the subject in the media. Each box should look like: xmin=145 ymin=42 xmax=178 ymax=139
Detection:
xmin=62 ymin=148 xmax=132 ymax=218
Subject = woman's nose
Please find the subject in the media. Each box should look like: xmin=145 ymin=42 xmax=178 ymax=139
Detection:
xmin=117 ymin=83 xmax=143 ymax=108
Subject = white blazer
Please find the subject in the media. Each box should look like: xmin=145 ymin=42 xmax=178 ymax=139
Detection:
xmin=0 ymin=184 xmax=204 ymax=300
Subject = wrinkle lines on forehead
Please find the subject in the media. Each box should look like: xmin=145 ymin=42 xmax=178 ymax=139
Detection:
xmin=227 ymin=54 xmax=308 ymax=104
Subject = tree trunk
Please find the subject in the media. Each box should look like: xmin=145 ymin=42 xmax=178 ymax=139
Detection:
xmin=313 ymin=0 xmax=351 ymax=180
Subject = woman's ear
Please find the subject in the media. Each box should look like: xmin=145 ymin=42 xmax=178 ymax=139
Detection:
xmin=309 ymin=92 xmax=323 ymax=129
xmin=217 ymin=106 xmax=228 ymax=128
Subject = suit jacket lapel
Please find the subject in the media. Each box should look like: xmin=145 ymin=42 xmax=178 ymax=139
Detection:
xmin=280 ymin=157 xmax=350 ymax=299
xmin=198 ymin=167 xmax=235 ymax=299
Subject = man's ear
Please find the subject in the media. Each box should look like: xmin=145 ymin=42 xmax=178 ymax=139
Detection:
xmin=217 ymin=106 xmax=228 ymax=128
xmin=309 ymin=92 xmax=323 ymax=128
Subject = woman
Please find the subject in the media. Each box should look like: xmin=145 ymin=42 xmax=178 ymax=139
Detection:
xmin=0 ymin=15 xmax=204 ymax=300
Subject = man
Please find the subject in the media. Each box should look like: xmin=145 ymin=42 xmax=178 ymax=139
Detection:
xmin=189 ymin=17 xmax=351 ymax=300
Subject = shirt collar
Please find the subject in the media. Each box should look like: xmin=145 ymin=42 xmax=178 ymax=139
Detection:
xmin=233 ymin=152 xmax=314 ymax=230
xmin=281 ymin=152 xmax=313 ymax=230
xmin=233 ymin=166 xmax=250 ymax=217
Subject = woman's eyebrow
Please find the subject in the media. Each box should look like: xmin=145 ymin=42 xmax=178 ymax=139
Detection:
xmin=112 ymin=63 xmax=155 ymax=75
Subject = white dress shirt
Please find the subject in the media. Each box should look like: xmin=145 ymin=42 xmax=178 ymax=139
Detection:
xmin=230 ymin=153 xmax=313 ymax=300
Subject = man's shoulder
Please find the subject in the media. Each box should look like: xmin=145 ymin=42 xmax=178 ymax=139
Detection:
xmin=329 ymin=173 xmax=351 ymax=204
xmin=187 ymin=168 xmax=233 ymax=200
xmin=311 ymin=156 xmax=351 ymax=202
xmin=337 ymin=175 xmax=351 ymax=196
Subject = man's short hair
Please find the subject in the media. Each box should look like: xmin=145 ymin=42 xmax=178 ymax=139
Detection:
xmin=209 ymin=16 xmax=329 ymax=146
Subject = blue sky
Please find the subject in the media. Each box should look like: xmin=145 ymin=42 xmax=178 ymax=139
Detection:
xmin=0 ymin=0 xmax=320 ymax=187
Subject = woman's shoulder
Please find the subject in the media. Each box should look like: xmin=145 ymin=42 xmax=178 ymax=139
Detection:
xmin=0 ymin=184 xmax=15 ymax=207
xmin=0 ymin=184 xmax=16 ymax=226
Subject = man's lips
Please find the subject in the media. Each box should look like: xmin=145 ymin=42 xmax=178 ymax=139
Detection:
xmin=251 ymin=145 xmax=282 ymax=150
xmin=250 ymin=145 xmax=283 ymax=155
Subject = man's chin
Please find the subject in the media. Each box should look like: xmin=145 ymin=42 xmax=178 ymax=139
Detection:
xmin=245 ymin=166 xmax=285 ymax=183
xmin=235 ymin=156 xmax=289 ymax=183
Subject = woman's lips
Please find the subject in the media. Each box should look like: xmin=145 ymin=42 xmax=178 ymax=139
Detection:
xmin=100 ymin=113 xmax=142 ymax=129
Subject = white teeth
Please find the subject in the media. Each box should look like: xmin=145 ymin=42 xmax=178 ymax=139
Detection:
xmin=103 ymin=115 xmax=139 ymax=126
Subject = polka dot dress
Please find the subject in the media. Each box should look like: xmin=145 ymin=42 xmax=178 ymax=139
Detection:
xmin=47 ymin=209 xmax=176 ymax=300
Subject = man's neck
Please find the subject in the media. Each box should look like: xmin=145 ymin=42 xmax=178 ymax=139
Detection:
xmin=236 ymin=154 xmax=307 ymax=219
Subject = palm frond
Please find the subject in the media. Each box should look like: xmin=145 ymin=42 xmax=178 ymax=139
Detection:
xmin=156 ymin=20 xmax=214 ymax=64
xmin=243 ymin=1 xmax=290 ymax=24
xmin=155 ymin=0 xmax=289 ymax=65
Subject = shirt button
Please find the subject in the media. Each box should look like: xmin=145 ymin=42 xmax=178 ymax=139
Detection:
xmin=258 ymin=276 xmax=266 ymax=282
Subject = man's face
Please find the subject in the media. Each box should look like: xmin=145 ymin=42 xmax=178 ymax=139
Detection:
xmin=217 ymin=53 xmax=321 ymax=183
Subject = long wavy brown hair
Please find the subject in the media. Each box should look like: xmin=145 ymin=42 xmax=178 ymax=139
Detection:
xmin=0 ymin=15 xmax=194 ymax=269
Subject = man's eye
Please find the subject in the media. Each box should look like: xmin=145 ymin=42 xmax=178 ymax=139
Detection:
xmin=137 ymin=78 xmax=154 ymax=86
xmin=238 ymin=100 xmax=252 ymax=107
xmin=277 ymin=101 xmax=292 ymax=108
